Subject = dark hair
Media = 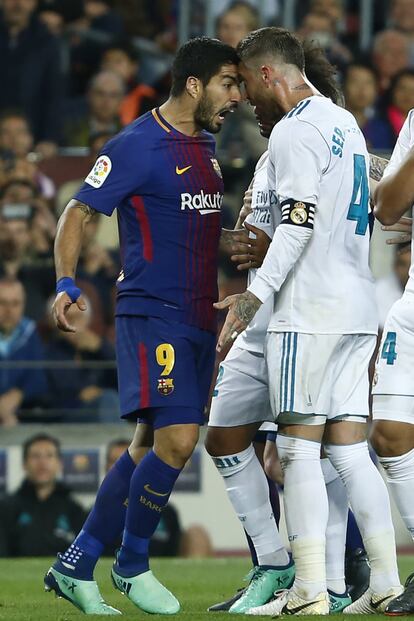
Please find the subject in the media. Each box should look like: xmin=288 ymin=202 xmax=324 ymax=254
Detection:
xmin=104 ymin=39 xmax=140 ymax=64
xmin=23 ymin=434 xmax=61 ymax=462
xmin=170 ymin=36 xmax=239 ymax=97
xmin=237 ymin=27 xmax=305 ymax=71
xmin=343 ymin=62 xmax=379 ymax=86
xmin=0 ymin=178 xmax=38 ymax=198
xmin=303 ymin=41 xmax=341 ymax=104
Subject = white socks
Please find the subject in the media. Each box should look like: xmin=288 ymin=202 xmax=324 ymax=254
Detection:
xmin=379 ymin=448 xmax=414 ymax=541
xmin=321 ymin=458 xmax=348 ymax=595
xmin=325 ymin=441 xmax=401 ymax=592
xmin=277 ymin=435 xmax=328 ymax=600
xmin=212 ymin=445 xmax=289 ymax=567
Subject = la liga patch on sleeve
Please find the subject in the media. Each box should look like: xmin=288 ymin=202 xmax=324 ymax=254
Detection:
xmin=85 ymin=155 xmax=112 ymax=188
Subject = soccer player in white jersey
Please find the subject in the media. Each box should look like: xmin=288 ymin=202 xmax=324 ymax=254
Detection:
xmin=370 ymin=109 xmax=414 ymax=616
xmin=216 ymin=27 xmax=402 ymax=615
xmin=207 ymin=43 xmax=365 ymax=614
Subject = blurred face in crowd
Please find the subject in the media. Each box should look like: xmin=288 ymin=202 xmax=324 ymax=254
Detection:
xmin=344 ymin=66 xmax=378 ymax=111
xmin=392 ymin=0 xmax=414 ymax=35
xmin=299 ymin=13 xmax=334 ymax=47
xmin=373 ymin=31 xmax=409 ymax=83
xmin=3 ymin=0 xmax=37 ymax=28
xmin=392 ymin=73 xmax=414 ymax=115
xmin=0 ymin=116 xmax=33 ymax=159
xmin=194 ymin=64 xmax=241 ymax=133
xmin=0 ymin=280 xmax=25 ymax=334
xmin=1 ymin=218 xmax=31 ymax=259
xmin=88 ymin=72 xmax=125 ymax=123
xmin=106 ymin=442 xmax=130 ymax=472
xmin=2 ymin=180 xmax=36 ymax=204
xmin=311 ymin=0 xmax=343 ymax=25
xmin=217 ymin=8 xmax=256 ymax=49
xmin=102 ymin=49 xmax=138 ymax=84
xmin=395 ymin=248 xmax=411 ymax=289
xmin=24 ymin=440 xmax=61 ymax=488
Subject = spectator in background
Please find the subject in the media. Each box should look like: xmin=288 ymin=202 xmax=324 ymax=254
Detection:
xmin=372 ymin=29 xmax=409 ymax=92
xmin=0 ymin=434 xmax=87 ymax=556
xmin=67 ymin=0 xmax=124 ymax=95
xmin=44 ymin=296 xmax=119 ymax=422
xmin=101 ymin=42 xmax=156 ymax=125
xmin=375 ymin=244 xmax=411 ymax=331
xmin=297 ymin=11 xmax=352 ymax=76
xmin=343 ymin=63 xmax=395 ymax=150
xmin=383 ymin=69 xmax=414 ymax=143
xmin=0 ymin=278 xmax=47 ymax=427
xmin=0 ymin=0 xmax=63 ymax=158
xmin=63 ymin=71 xmax=124 ymax=147
xmin=0 ymin=112 xmax=56 ymax=200
xmin=390 ymin=0 xmax=414 ymax=65
xmin=0 ymin=197 xmax=56 ymax=320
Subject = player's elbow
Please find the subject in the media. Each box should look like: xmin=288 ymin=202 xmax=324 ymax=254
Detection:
xmin=373 ymin=199 xmax=399 ymax=226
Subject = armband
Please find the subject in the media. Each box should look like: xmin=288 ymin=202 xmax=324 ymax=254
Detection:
xmin=280 ymin=199 xmax=315 ymax=229
xmin=56 ymin=277 xmax=81 ymax=303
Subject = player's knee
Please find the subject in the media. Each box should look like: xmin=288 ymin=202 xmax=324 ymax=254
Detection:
xmin=211 ymin=444 xmax=255 ymax=478
xmin=205 ymin=426 xmax=233 ymax=457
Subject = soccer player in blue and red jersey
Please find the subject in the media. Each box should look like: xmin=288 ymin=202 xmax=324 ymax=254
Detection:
xmin=44 ymin=37 xmax=241 ymax=615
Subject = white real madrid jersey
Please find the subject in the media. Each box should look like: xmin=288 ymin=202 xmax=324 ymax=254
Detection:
xmin=265 ymin=95 xmax=377 ymax=334
xmin=236 ymin=151 xmax=280 ymax=353
xmin=382 ymin=108 xmax=414 ymax=298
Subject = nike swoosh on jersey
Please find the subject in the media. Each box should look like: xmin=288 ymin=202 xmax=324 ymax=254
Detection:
xmin=143 ymin=484 xmax=169 ymax=497
xmin=176 ymin=165 xmax=192 ymax=175
xmin=282 ymin=600 xmax=320 ymax=614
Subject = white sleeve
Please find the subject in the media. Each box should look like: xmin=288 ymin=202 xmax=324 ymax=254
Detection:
xmin=247 ymin=119 xmax=330 ymax=303
xmin=384 ymin=109 xmax=414 ymax=179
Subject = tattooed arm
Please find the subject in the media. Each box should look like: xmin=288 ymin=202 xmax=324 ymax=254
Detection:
xmin=53 ymin=199 xmax=96 ymax=331
xmin=369 ymin=154 xmax=389 ymax=182
xmin=214 ymin=291 xmax=262 ymax=352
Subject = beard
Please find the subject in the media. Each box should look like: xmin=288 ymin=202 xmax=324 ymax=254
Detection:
xmin=194 ymin=93 xmax=221 ymax=134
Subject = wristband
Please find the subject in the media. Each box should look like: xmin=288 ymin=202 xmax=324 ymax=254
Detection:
xmin=56 ymin=277 xmax=81 ymax=303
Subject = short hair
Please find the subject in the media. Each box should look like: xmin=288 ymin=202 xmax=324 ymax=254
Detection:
xmin=170 ymin=36 xmax=239 ymax=97
xmin=103 ymin=39 xmax=140 ymax=63
xmin=237 ymin=27 xmax=305 ymax=71
xmin=343 ymin=61 xmax=379 ymax=85
xmin=217 ymin=1 xmax=260 ymax=32
xmin=303 ymin=42 xmax=340 ymax=104
xmin=23 ymin=434 xmax=61 ymax=462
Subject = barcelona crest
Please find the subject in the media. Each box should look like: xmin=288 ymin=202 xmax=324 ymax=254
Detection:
xmin=157 ymin=378 xmax=174 ymax=396
xmin=210 ymin=158 xmax=223 ymax=179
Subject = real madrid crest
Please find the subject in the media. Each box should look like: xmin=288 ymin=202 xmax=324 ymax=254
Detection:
xmin=157 ymin=378 xmax=174 ymax=395
xmin=290 ymin=201 xmax=308 ymax=225
xmin=210 ymin=158 xmax=223 ymax=179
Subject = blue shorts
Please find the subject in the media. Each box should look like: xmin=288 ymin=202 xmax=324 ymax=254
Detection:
xmin=115 ymin=316 xmax=216 ymax=428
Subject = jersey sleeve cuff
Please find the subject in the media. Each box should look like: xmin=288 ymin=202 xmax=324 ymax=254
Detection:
xmin=247 ymin=276 xmax=274 ymax=304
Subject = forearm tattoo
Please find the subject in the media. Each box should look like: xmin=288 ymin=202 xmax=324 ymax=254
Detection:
xmin=369 ymin=154 xmax=389 ymax=182
xmin=234 ymin=291 xmax=262 ymax=324
xmin=76 ymin=201 xmax=96 ymax=217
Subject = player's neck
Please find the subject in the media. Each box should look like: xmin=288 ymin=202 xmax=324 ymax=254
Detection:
xmin=158 ymin=99 xmax=201 ymax=136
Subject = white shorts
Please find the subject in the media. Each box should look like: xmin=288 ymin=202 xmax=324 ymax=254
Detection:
xmin=208 ymin=346 xmax=275 ymax=428
xmin=372 ymin=295 xmax=414 ymax=424
xmin=266 ymin=332 xmax=376 ymax=425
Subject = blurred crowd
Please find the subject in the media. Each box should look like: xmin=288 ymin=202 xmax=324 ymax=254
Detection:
xmin=0 ymin=0 xmax=413 ymax=425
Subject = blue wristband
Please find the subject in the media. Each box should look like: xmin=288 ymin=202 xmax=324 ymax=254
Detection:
xmin=56 ymin=277 xmax=82 ymax=303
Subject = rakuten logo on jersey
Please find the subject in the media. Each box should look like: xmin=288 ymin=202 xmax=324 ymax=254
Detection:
xmin=180 ymin=190 xmax=223 ymax=215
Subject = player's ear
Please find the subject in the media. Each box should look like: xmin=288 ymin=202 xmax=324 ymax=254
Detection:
xmin=186 ymin=76 xmax=202 ymax=99
xmin=260 ymin=65 xmax=272 ymax=88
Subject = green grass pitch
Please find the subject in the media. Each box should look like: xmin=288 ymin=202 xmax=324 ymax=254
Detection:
xmin=0 ymin=556 xmax=413 ymax=620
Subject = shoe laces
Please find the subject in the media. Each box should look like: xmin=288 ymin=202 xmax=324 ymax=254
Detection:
xmin=404 ymin=572 xmax=414 ymax=592
xmin=246 ymin=567 xmax=267 ymax=588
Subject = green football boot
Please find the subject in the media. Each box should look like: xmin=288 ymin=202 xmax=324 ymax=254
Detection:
xmin=111 ymin=567 xmax=180 ymax=615
xmin=329 ymin=589 xmax=352 ymax=613
xmin=44 ymin=566 xmax=121 ymax=615
xmin=229 ymin=561 xmax=295 ymax=614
